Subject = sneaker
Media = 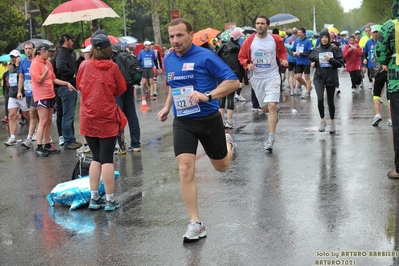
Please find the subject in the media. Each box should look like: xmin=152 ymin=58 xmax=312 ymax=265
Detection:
xmin=225 ymin=132 xmax=238 ymax=160
xmin=77 ymin=145 xmax=91 ymax=153
xmin=88 ymin=197 xmax=106 ymax=210
xmin=45 ymin=144 xmax=61 ymax=154
xmin=127 ymin=145 xmax=141 ymax=152
xmin=319 ymin=120 xmax=327 ymax=132
xmin=5 ymin=137 xmax=16 ymax=146
xmin=301 ymin=92 xmax=311 ymax=99
xmin=36 ymin=148 xmax=49 ymax=157
xmin=64 ymin=142 xmax=82 ymax=150
xmin=264 ymin=139 xmax=275 ymax=153
xmin=336 ymin=88 xmax=341 ymax=95
xmin=58 ymin=136 xmax=64 ymax=146
xmin=387 ymin=119 xmax=393 ymax=127
xmin=372 ymin=114 xmax=382 ymax=127
xmin=252 ymin=107 xmax=259 ymax=112
xmin=42 ymin=136 xmax=53 ymax=144
xmin=352 ymin=88 xmax=355 ymax=93
xmin=236 ymin=94 xmax=246 ymax=102
xmin=104 ymin=199 xmax=120 ymax=211
xmin=182 ymin=220 xmax=207 ymax=242
xmin=1 ymin=116 xmax=8 ymax=123
xmin=290 ymin=90 xmax=294 ymax=96
xmin=329 ymin=122 xmax=336 ymax=134
xmin=32 ymin=132 xmax=37 ymax=141
xmin=21 ymin=138 xmax=32 ymax=148
xmin=388 ymin=169 xmax=399 ymax=179
xmin=224 ymin=120 xmax=234 ymax=129
xmin=294 ymin=89 xmax=300 ymax=95
xmin=114 ymin=146 xmax=126 ymax=155
xmin=154 ymin=89 xmax=158 ymax=96
xmin=151 ymin=95 xmax=156 ymax=100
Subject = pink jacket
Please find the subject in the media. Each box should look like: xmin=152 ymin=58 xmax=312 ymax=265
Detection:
xmin=238 ymin=33 xmax=287 ymax=70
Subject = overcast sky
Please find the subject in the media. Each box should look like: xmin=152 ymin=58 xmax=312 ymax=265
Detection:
xmin=339 ymin=0 xmax=362 ymax=12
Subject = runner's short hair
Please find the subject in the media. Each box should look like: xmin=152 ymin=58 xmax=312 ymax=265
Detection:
xmin=169 ymin=18 xmax=193 ymax=33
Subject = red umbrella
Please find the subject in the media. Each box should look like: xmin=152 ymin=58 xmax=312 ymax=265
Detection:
xmin=82 ymin=35 xmax=120 ymax=47
xmin=134 ymin=43 xmax=163 ymax=58
xmin=42 ymin=0 xmax=119 ymax=25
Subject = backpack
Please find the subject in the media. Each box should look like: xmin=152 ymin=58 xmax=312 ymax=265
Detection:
xmin=111 ymin=44 xmax=143 ymax=85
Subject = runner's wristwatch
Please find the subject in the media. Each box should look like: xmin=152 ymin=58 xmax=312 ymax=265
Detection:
xmin=204 ymin=91 xmax=212 ymax=101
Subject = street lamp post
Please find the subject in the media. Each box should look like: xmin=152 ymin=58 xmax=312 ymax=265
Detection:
xmin=122 ymin=0 xmax=127 ymax=36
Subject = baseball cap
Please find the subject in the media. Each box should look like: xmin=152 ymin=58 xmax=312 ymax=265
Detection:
xmin=91 ymin=34 xmax=111 ymax=49
xmin=9 ymin=49 xmax=20 ymax=57
xmin=36 ymin=43 xmax=55 ymax=52
xmin=354 ymin=30 xmax=361 ymax=34
xmin=371 ymin=27 xmax=379 ymax=33
xmin=230 ymin=29 xmax=243 ymax=41
xmin=58 ymin=33 xmax=74 ymax=45
xmin=81 ymin=45 xmax=92 ymax=53
xmin=144 ymin=41 xmax=151 ymax=46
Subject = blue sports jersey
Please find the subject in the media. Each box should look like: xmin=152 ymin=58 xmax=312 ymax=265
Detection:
xmin=137 ymin=49 xmax=155 ymax=69
xmin=165 ymin=45 xmax=237 ymax=118
xmin=292 ymin=37 xmax=312 ymax=66
xmin=363 ymin=39 xmax=377 ymax=68
xmin=19 ymin=57 xmax=33 ymax=97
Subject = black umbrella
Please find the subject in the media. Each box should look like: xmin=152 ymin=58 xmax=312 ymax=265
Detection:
xmin=16 ymin=39 xmax=54 ymax=50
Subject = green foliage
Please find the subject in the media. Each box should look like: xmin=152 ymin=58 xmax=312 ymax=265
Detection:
xmin=0 ymin=1 xmax=26 ymax=54
xmin=2 ymin=0 xmax=393 ymax=55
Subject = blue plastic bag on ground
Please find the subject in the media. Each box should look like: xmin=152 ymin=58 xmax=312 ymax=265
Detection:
xmin=47 ymin=171 xmax=120 ymax=211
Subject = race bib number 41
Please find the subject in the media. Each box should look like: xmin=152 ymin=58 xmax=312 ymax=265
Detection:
xmin=172 ymin=85 xmax=201 ymax=117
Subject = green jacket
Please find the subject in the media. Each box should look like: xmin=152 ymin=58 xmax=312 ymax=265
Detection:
xmin=375 ymin=0 xmax=399 ymax=93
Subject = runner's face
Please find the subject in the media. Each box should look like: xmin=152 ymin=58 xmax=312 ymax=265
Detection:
xmin=24 ymin=44 xmax=34 ymax=58
xmin=321 ymin=35 xmax=329 ymax=45
xmin=168 ymin=23 xmax=193 ymax=56
xmin=298 ymin=30 xmax=305 ymax=39
xmin=349 ymin=37 xmax=355 ymax=45
xmin=255 ymin=18 xmax=268 ymax=35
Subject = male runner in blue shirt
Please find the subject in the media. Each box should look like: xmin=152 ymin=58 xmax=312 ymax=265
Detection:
xmin=158 ymin=18 xmax=239 ymax=243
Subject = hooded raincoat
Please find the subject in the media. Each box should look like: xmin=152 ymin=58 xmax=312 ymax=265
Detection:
xmin=76 ymin=59 xmax=126 ymax=138
xmin=309 ymin=31 xmax=345 ymax=87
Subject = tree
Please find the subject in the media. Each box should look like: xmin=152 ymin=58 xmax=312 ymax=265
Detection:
xmin=0 ymin=0 xmax=25 ymax=54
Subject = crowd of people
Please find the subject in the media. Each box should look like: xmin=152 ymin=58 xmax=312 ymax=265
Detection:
xmin=1 ymin=6 xmax=398 ymax=240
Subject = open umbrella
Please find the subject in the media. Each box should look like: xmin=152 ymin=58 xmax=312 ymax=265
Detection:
xmin=242 ymin=26 xmax=256 ymax=35
xmin=133 ymin=43 xmax=163 ymax=58
xmin=118 ymin=36 xmax=138 ymax=48
xmin=306 ymin=30 xmax=315 ymax=38
xmin=16 ymin=39 xmax=54 ymax=51
xmin=328 ymin=27 xmax=339 ymax=34
xmin=269 ymin=13 xmax=299 ymax=27
xmin=0 ymin=54 xmax=26 ymax=63
xmin=42 ymin=0 xmax=119 ymax=25
xmin=42 ymin=0 xmax=120 ymax=47
xmin=193 ymin=28 xmax=221 ymax=46
xmin=82 ymin=35 xmax=120 ymax=47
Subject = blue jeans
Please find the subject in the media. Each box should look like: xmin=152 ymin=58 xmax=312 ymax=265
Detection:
xmin=116 ymin=85 xmax=141 ymax=148
xmin=58 ymin=86 xmax=77 ymax=146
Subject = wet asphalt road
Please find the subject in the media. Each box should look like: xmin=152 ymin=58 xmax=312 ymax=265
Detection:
xmin=1 ymin=71 xmax=399 ymax=266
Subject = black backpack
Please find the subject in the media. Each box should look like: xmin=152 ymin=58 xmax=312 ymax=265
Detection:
xmin=111 ymin=44 xmax=143 ymax=85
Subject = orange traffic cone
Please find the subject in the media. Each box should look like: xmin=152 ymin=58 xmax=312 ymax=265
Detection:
xmin=139 ymin=96 xmax=150 ymax=111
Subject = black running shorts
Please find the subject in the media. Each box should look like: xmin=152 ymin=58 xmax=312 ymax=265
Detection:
xmin=173 ymin=111 xmax=228 ymax=160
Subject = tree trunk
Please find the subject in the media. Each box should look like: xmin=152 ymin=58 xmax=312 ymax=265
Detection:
xmin=151 ymin=0 xmax=162 ymax=46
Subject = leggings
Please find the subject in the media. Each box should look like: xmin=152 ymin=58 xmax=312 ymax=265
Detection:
xmin=219 ymin=90 xmax=235 ymax=110
xmin=85 ymin=136 xmax=117 ymax=164
xmin=349 ymin=70 xmax=362 ymax=88
xmin=315 ymin=83 xmax=336 ymax=120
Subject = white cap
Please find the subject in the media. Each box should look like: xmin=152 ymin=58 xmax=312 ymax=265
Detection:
xmin=9 ymin=49 xmax=20 ymax=57
xmin=143 ymin=41 xmax=151 ymax=46
xmin=81 ymin=45 xmax=92 ymax=53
